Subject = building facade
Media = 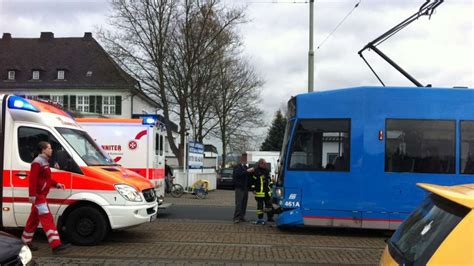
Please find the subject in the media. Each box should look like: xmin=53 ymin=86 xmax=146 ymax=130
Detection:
xmin=0 ymin=32 xmax=159 ymax=117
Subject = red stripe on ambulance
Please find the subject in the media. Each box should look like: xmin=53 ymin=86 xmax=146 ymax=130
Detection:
xmin=135 ymin=130 xmax=147 ymax=140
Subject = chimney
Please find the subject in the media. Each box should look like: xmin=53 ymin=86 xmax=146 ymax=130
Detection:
xmin=83 ymin=32 xmax=93 ymax=40
xmin=2 ymin=33 xmax=12 ymax=40
xmin=40 ymin=32 xmax=54 ymax=40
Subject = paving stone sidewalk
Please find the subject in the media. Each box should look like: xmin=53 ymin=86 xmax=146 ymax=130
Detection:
xmin=31 ymin=189 xmax=386 ymax=265
xmin=165 ymin=189 xmax=257 ymax=208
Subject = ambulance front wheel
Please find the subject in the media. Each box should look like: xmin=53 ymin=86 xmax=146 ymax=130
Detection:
xmin=65 ymin=206 xmax=109 ymax=246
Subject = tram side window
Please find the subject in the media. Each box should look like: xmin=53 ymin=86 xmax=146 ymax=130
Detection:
xmin=289 ymin=119 xmax=350 ymax=171
xmin=385 ymin=119 xmax=455 ymax=174
xmin=460 ymin=121 xmax=474 ymax=174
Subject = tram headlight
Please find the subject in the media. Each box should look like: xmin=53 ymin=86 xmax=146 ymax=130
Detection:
xmin=275 ymin=187 xmax=283 ymax=198
xmin=115 ymin=184 xmax=143 ymax=202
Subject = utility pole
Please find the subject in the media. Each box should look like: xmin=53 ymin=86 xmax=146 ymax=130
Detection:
xmin=308 ymin=0 xmax=315 ymax=92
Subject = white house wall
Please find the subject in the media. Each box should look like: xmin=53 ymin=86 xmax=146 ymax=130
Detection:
xmin=130 ymin=93 xmax=159 ymax=115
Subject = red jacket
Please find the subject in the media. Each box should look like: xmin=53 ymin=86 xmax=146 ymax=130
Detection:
xmin=29 ymin=155 xmax=58 ymax=198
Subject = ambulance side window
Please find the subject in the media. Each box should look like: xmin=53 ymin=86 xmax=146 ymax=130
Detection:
xmin=160 ymin=135 xmax=164 ymax=156
xmin=18 ymin=127 xmax=82 ymax=174
xmin=155 ymin=133 xmax=164 ymax=156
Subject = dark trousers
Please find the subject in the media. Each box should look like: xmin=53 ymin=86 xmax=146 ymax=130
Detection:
xmin=233 ymin=187 xmax=248 ymax=220
xmin=165 ymin=177 xmax=171 ymax=193
xmin=256 ymin=196 xmax=273 ymax=220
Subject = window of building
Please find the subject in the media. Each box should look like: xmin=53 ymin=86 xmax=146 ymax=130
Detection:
xmin=25 ymin=95 xmax=38 ymax=100
xmin=8 ymin=70 xmax=15 ymax=80
xmin=51 ymin=95 xmax=64 ymax=105
xmin=57 ymin=70 xmax=65 ymax=80
xmin=289 ymin=119 xmax=351 ymax=171
xmin=385 ymin=119 xmax=455 ymax=174
xmin=77 ymin=96 xmax=89 ymax=112
xmin=327 ymin=153 xmax=339 ymax=166
xmin=38 ymin=95 xmax=50 ymax=101
xmin=32 ymin=70 xmax=40 ymax=80
xmin=460 ymin=121 xmax=474 ymax=174
xmin=102 ymin=96 xmax=116 ymax=115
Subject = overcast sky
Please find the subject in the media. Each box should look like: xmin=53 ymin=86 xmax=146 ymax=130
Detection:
xmin=1 ymin=0 xmax=473 ymax=146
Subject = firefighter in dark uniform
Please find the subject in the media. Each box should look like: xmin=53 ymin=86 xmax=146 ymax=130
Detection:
xmin=250 ymin=158 xmax=274 ymax=224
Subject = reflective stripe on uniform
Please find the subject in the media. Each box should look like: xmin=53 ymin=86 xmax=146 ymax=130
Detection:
xmin=46 ymin=229 xmax=58 ymax=237
xmin=21 ymin=236 xmax=33 ymax=243
xmin=22 ymin=231 xmax=35 ymax=237
xmin=48 ymin=235 xmax=61 ymax=243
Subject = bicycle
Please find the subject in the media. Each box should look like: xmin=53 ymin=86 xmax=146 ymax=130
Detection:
xmin=165 ymin=176 xmax=184 ymax=198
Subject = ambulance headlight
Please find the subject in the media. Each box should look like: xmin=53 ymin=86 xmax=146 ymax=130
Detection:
xmin=19 ymin=245 xmax=33 ymax=265
xmin=115 ymin=184 xmax=143 ymax=202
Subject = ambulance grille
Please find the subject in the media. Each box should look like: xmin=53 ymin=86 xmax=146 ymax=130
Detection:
xmin=142 ymin=188 xmax=156 ymax=202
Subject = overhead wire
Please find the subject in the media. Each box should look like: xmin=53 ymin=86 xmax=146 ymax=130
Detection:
xmin=316 ymin=0 xmax=361 ymax=50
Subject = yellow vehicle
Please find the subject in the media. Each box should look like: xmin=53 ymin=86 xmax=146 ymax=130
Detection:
xmin=380 ymin=183 xmax=474 ymax=265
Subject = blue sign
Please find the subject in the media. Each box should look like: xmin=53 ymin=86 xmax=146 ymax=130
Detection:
xmin=188 ymin=141 xmax=204 ymax=169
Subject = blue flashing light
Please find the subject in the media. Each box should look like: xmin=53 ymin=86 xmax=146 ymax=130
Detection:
xmin=143 ymin=117 xmax=157 ymax=125
xmin=7 ymin=96 xmax=39 ymax=112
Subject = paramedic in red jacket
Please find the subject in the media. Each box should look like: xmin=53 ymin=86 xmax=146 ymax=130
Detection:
xmin=21 ymin=141 xmax=70 ymax=254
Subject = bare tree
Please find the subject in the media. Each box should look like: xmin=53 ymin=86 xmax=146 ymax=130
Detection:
xmin=170 ymin=0 xmax=245 ymax=143
xmin=98 ymin=0 xmax=247 ymax=166
xmin=213 ymin=58 xmax=264 ymax=168
xmin=97 ymin=0 xmax=183 ymax=161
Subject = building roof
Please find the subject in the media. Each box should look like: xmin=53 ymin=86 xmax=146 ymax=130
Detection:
xmin=0 ymin=32 xmax=136 ymax=90
xmin=205 ymin=144 xmax=218 ymax=154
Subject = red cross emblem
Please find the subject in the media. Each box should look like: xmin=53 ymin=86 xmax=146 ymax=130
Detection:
xmin=128 ymin=140 xmax=138 ymax=150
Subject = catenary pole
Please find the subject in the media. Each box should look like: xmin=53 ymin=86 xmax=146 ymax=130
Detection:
xmin=308 ymin=0 xmax=315 ymax=92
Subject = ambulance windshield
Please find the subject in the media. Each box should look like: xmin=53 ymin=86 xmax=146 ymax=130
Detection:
xmin=56 ymin=127 xmax=116 ymax=166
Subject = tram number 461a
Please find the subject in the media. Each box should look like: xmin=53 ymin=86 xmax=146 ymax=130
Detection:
xmin=284 ymin=201 xmax=300 ymax=208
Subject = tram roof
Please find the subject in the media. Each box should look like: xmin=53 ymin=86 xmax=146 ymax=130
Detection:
xmin=293 ymin=86 xmax=474 ymax=119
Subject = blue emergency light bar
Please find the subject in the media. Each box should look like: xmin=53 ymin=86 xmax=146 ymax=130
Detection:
xmin=142 ymin=117 xmax=157 ymax=126
xmin=7 ymin=96 xmax=39 ymax=112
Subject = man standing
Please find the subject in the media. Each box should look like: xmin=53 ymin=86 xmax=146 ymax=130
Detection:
xmin=233 ymin=154 xmax=253 ymax=223
xmin=251 ymin=159 xmax=274 ymax=224
xmin=165 ymin=159 xmax=173 ymax=193
xmin=21 ymin=141 xmax=70 ymax=254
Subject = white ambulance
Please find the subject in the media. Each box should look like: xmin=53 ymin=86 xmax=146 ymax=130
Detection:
xmin=0 ymin=95 xmax=158 ymax=245
xmin=76 ymin=118 xmax=169 ymax=208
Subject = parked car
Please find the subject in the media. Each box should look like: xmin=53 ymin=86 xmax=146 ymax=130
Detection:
xmin=380 ymin=183 xmax=474 ymax=266
xmin=217 ymin=168 xmax=234 ymax=189
xmin=0 ymin=231 xmax=34 ymax=265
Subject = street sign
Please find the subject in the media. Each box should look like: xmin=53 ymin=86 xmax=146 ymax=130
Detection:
xmin=188 ymin=141 xmax=204 ymax=169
